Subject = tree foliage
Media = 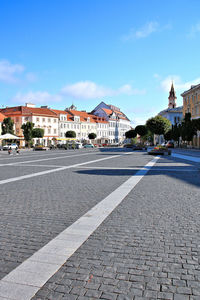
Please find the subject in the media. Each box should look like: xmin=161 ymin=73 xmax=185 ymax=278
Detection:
xmin=146 ymin=116 xmax=171 ymax=135
xmin=1 ymin=117 xmax=14 ymax=134
xmin=125 ymin=129 xmax=137 ymax=139
xmin=88 ymin=132 xmax=97 ymax=140
xmin=135 ymin=125 xmax=147 ymax=137
xmin=32 ymin=128 xmax=44 ymax=138
xmin=65 ymin=130 xmax=76 ymax=138
xmin=180 ymin=113 xmax=196 ymax=142
xmin=21 ymin=122 xmax=34 ymax=143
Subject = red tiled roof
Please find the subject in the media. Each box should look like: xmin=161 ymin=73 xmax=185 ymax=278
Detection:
xmin=68 ymin=110 xmax=108 ymax=123
xmin=103 ymin=106 xmax=129 ymax=121
xmin=51 ymin=109 xmax=68 ymax=115
xmin=0 ymin=112 xmax=5 ymax=122
xmin=102 ymin=108 xmax=113 ymax=115
xmin=0 ymin=106 xmax=59 ymax=117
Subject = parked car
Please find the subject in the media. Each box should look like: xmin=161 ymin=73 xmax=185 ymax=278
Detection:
xmin=84 ymin=144 xmax=94 ymax=148
xmin=3 ymin=143 xmax=18 ymax=150
xmin=34 ymin=145 xmax=49 ymax=151
xmin=123 ymin=144 xmax=133 ymax=148
xmin=132 ymin=144 xmax=143 ymax=150
xmin=76 ymin=142 xmax=83 ymax=149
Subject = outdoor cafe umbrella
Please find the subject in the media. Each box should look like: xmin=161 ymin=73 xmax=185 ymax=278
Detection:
xmin=0 ymin=133 xmax=21 ymax=139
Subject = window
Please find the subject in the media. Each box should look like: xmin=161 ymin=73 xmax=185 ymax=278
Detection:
xmin=64 ymin=124 xmax=66 ymax=128
xmin=48 ymin=118 xmax=51 ymax=123
xmin=54 ymin=129 xmax=56 ymax=134
xmin=36 ymin=117 xmax=40 ymax=122
xmin=16 ymin=117 xmax=19 ymax=122
xmin=48 ymin=129 xmax=51 ymax=134
xmin=25 ymin=117 xmax=29 ymax=121
xmin=42 ymin=118 xmax=45 ymax=122
xmin=54 ymin=119 xmax=57 ymax=123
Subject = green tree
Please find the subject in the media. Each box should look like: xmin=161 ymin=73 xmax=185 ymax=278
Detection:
xmin=181 ymin=113 xmax=196 ymax=142
xmin=65 ymin=130 xmax=76 ymax=138
xmin=125 ymin=129 xmax=137 ymax=139
xmin=171 ymin=124 xmax=181 ymax=144
xmin=21 ymin=122 xmax=34 ymax=147
xmin=146 ymin=116 xmax=171 ymax=135
xmin=1 ymin=117 xmax=14 ymax=134
xmin=164 ymin=129 xmax=172 ymax=141
xmin=32 ymin=128 xmax=44 ymax=139
xmin=135 ymin=125 xmax=147 ymax=137
xmin=88 ymin=132 xmax=97 ymax=140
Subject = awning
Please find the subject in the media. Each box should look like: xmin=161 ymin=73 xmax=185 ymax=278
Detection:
xmin=56 ymin=138 xmax=76 ymax=141
xmin=0 ymin=133 xmax=22 ymax=140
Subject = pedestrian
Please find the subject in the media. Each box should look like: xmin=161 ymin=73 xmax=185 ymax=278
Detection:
xmin=8 ymin=148 xmax=12 ymax=155
xmin=16 ymin=148 xmax=20 ymax=155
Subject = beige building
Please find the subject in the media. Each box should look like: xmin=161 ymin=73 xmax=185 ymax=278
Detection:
xmin=181 ymin=83 xmax=200 ymax=147
xmin=0 ymin=103 xmax=59 ymax=146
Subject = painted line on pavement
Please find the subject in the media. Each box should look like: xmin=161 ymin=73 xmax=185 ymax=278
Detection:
xmin=0 ymin=150 xmax=88 ymax=161
xmin=0 ymin=156 xmax=160 ymax=300
xmin=76 ymin=166 xmax=198 ymax=172
xmin=0 ymin=152 xmax=133 ymax=185
xmin=171 ymin=152 xmax=200 ymax=163
xmin=2 ymin=151 xmax=101 ymax=166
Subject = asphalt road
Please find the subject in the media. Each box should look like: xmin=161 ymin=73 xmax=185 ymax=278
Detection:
xmin=0 ymin=148 xmax=199 ymax=300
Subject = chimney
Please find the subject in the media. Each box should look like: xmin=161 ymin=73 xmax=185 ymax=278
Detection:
xmin=25 ymin=103 xmax=36 ymax=108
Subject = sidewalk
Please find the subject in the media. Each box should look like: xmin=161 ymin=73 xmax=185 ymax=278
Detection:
xmin=171 ymin=149 xmax=200 ymax=163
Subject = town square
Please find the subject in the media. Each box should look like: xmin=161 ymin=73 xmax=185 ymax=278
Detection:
xmin=0 ymin=1 xmax=200 ymax=299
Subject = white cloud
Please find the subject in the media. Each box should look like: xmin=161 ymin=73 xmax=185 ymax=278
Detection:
xmin=0 ymin=60 xmax=25 ymax=83
xmin=61 ymin=81 xmax=145 ymax=99
xmin=161 ymin=75 xmax=200 ymax=92
xmin=122 ymin=22 xmax=172 ymax=41
xmin=11 ymin=91 xmax=62 ymax=105
xmin=188 ymin=22 xmax=200 ymax=38
xmin=122 ymin=21 xmax=159 ymax=41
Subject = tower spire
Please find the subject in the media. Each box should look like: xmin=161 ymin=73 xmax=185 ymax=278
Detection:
xmin=168 ymin=81 xmax=177 ymax=109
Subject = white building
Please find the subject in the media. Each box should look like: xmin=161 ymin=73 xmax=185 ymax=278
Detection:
xmin=92 ymin=102 xmax=131 ymax=143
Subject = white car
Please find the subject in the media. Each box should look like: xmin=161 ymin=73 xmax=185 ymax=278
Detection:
xmin=3 ymin=143 xmax=18 ymax=150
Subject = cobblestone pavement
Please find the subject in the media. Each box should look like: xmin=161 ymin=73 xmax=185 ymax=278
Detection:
xmin=0 ymin=149 xmax=200 ymax=299
xmin=31 ymin=154 xmax=200 ymax=300
xmin=0 ymin=149 xmax=152 ymax=280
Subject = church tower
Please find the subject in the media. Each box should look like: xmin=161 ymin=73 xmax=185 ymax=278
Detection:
xmin=168 ymin=82 xmax=177 ymax=109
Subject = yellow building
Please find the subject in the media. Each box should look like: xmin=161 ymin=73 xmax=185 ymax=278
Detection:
xmin=181 ymin=83 xmax=200 ymax=147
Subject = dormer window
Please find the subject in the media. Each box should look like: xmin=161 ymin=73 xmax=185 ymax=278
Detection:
xmin=87 ymin=117 xmax=90 ymax=122
xmin=74 ymin=116 xmax=80 ymax=122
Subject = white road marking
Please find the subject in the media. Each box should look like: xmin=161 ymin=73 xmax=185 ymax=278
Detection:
xmin=0 ymin=152 xmax=132 ymax=185
xmin=0 ymin=156 xmax=160 ymax=300
xmin=76 ymin=166 xmax=198 ymax=172
xmin=171 ymin=153 xmax=200 ymax=163
xmin=0 ymin=150 xmax=87 ymax=161
xmin=2 ymin=151 xmax=101 ymax=166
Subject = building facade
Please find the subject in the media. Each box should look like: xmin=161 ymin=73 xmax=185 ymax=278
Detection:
xmin=158 ymin=83 xmax=183 ymax=126
xmin=0 ymin=103 xmax=59 ymax=146
xmin=92 ymin=102 xmax=131 ymax=143
xmin=181 ymin=83 xmax=200 ymax=147
xmin=0 ymin=101 xmax=131 ymax=146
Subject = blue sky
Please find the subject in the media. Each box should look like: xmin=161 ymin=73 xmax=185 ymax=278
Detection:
xmin=0 ymin=0 xmax=200 ymax=125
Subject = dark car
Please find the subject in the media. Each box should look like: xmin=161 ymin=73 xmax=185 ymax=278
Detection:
xmin=123 ymin=144 xmax=133 ymax=148
xmin=132 ymin=144 xmax=143 ymax=150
